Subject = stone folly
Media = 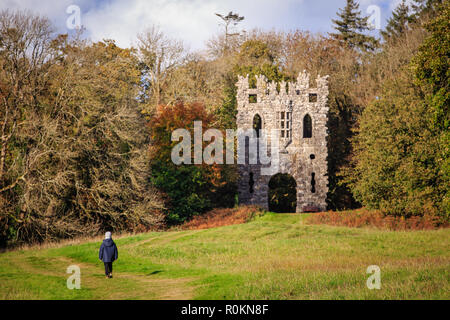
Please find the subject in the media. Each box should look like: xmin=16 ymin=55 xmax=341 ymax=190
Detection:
xmin=236 ymin=71 xmax=329 ymax=212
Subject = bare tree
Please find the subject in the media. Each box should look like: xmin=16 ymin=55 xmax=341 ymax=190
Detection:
xmin=137 ymin=26 xmax=186 ymax=112
xmin=0 ymin=9 xmax=54 ymax=194
xmin=0 ymin=11 xmax=165 ymax=245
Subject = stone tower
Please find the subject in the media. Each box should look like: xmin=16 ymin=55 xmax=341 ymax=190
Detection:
xmin=236 ymin=71 xmax=329 ymax=212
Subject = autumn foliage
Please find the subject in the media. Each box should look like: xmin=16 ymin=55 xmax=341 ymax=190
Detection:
xmin=307 ymin=209 xmax=448 ymax=230
xmin=181 ymin=205 xmax=264 ymax=230
xmin=149 ymin=102 xmax=236 ymax=225
xmin=1 ymin=2 xmax=448 ymax=247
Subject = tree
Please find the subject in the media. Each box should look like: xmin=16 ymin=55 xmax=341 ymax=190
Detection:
xmin=0 ymin=10 xmax=57 ymax=244
xmin=137 ymin=26 xmax=186 ymax=115
xmin=216 ymin=39 xmax=287 ymax=130
xmin=411 ymin=0 xmax=444 ymax=19
xmin=0 ymin=10 xmax=165 ymax=246
xmin=330 ymin=0 xmax=379 ymax=51
xmin=213 ymin=11 xmax=245 ymax=55
xmin=343 ymin=68 xmax=445 ymax=217
xmin=412 ymin=2 xmax=449 ymax=215
xmin=0 ymin=10 xmax=54 ymax=195
xmin=149 ymin=102 xmax=233 ymax=225
xmin=343 ymin=3 xmax=449 ymax=218
xmin=381 ymin=0 xmax=415 ymax=42
xmin=413 ymin=1 xmax=449 ymax=131
xmin=46 ymin=39 xmax=165 ymax=237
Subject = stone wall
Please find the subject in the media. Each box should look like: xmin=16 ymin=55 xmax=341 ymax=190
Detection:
xmin=236 ymin=71 xmax=329 ymax=212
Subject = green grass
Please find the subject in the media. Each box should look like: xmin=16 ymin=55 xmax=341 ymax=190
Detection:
xmin=0 ymin=213 xmax=449 ymax=300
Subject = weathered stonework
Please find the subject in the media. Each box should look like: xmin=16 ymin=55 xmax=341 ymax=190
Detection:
xmin=236 ymin=71 xmax=329 ymax=212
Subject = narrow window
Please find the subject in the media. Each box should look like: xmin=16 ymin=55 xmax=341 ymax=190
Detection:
xmin=249 ymin=94 xmax=257 ymax=103
xmin=310 ymin=154 xmax=315 ymax=160
xmin=311 ymin=172 xmax=316 ymax=193
xmin=296 ymin=90 xmax=300 ymax=95
xmin=303 ymin=114 xmax=312 ymax=138
xmin=249 ymin=172 xmax=255 ymax=194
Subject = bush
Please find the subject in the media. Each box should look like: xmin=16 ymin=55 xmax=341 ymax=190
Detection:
xmin=307 ymin=209 xmax=449 ymax=230
xmin=181 ymin=205 xmax=265 ymax=230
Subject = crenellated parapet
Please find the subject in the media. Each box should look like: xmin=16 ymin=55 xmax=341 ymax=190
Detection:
xmin=236 ymin=70 xmax=329 ymax=108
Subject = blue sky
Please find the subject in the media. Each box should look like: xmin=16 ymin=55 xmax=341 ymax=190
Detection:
xmin=1 ymin=0 xmax=412 ymax=51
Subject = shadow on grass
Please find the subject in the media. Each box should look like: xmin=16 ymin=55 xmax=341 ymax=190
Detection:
xmin=148 ymin=270 xmax=163 ymax=275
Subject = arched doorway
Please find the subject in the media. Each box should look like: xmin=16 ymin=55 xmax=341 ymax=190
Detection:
xmin=268 ymin=173 xmax=297 ymax=213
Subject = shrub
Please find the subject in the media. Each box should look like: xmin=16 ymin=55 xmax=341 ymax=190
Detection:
xmin=181 ymin=206 xmax=265 ymax=230
xmin=307 ymin=208 xmax=449 ymax=230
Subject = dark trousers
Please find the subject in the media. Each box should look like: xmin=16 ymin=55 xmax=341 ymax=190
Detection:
xmin=104 ymin=262 xmax=113 ymax=275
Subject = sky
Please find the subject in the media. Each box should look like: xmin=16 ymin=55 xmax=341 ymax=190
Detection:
xmin=0 ymin=0 xmax=414 ymax=52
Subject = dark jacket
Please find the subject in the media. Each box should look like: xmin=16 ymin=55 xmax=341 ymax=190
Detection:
xmin=99 ymin=239 xmax=118 ymax=263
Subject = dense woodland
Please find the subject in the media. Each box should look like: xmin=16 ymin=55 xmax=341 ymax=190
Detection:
xmin=0 ymin=0 xmax=448 ymax=246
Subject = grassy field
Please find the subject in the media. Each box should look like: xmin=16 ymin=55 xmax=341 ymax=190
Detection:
xmin=0 ymin=213 xmax=449 ymax=300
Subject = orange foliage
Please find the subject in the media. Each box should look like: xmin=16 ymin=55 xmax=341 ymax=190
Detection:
xmin=181 ymin=206 xmax=264 ymax=230
xmin=307 ymin=208 xmax=449 ymax=230
xmin=149 ymin=101 xmax=225 ymax=187
xmin=149 ymin=102 xmax=214 ymax=157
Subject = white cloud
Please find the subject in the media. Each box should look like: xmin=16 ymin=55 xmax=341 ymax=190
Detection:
xmin=82 ymin=0 xmax=306 ymax=50
xmin=0 ymin=0 xmax=91 ymax=30
xmin=0 ymin=0 xmax=309 ymax=50
xmin=83 ymin=0 xmax=222 ymax=50
xmin=0 ymin=0 xmax=404 ymax=50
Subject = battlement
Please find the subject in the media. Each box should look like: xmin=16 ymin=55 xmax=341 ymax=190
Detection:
xmin=236 ymin=70 xmax=329 ymax=106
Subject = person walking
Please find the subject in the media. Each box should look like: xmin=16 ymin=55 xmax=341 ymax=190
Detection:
xmin=99 ymin=231 xmax=118 ymax=279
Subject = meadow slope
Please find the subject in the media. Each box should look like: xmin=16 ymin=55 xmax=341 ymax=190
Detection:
xmin=0 ymin=213 xmax=449 ymax=300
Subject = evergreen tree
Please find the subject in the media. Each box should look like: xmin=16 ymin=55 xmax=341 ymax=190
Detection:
xmin=413 ymin=1 xmax=449 ymax=131
xmin=413 ymin=2 xmax=449 ymax=215
xmin=381 ymin=0 xmax=415 ymax=42
xmin=330 ymin=0 xmax=379 ymax=51
xmin=343 ymin=2 xmax=449 ymax=218
xmin=411 ymin=0 xmax=444 ymax=19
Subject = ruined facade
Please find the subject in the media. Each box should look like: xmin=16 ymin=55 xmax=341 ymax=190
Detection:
xmin=236 ymin=71 xmax=329 ymax=212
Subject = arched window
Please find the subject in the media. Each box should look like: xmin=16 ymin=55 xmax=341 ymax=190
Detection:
xmin=303 ymin=114 xmax=312 ymax=138
xmin=253 ymin=114 xmax=262 ymax=138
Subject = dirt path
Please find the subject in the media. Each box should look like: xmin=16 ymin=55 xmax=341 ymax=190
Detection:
xmin=122 ymin=230 xmax=203 ymax=249
xmin=6 ymin=253 xmax=196 ymax=300
xmin=60 ymin=256 xmax=197 ymax=300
